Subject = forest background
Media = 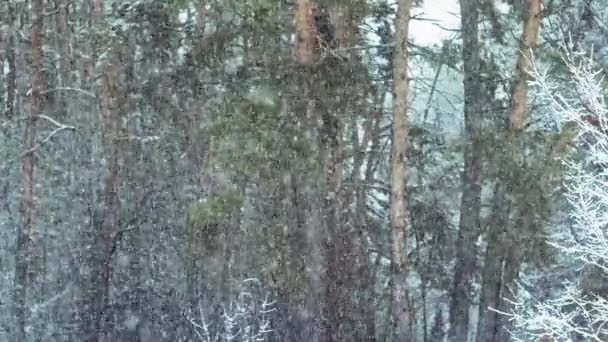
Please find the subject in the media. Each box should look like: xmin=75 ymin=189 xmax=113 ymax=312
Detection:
xmin=1 ymin=0 xmax=607 ymax=341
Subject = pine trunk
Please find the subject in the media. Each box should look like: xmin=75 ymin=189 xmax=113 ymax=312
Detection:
xmin=510 ymin=0 xmax=541 ymax=131
xmin=295 ymin=0 xmax=317 ymax=65
xmin=5 ymin=0 xmax=16 ymax=120
xmin=390 ymin=0 xmax=413 ymax=339
xmin=80 ymin=46 xmax=126 ymax=341
xmin=12 ymin=0 xmax=43 ymax=338
xmin=477 ymin=1 xmax=541 ymax=340
xmin=449 ymin=0 xmax=484 ymax=340
xmin=291 ymin=2 xmax=323 ymax=339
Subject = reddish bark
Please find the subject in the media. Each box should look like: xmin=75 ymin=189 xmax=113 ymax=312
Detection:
xmin=510 ymin=0 xmax=542 ymax=130
xmin=13 ymin=0 xmax=44 ymax=339
xmin=294 ymin=0 xmax=318 ymax=65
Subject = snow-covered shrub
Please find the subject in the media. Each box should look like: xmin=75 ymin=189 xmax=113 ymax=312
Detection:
xmin=185 ymin=279 xmax=276 ymax=342
xmin=507 ymin=46 xmax=608 ymax=341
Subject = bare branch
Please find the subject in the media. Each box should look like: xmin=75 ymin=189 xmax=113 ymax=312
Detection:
xmin=37 ymin=114 xmax=75 ymax=129
xmin=41 ymin=87 xmax=96 ymax=99
xmin=43 ymin=0 xmax=74 ymax=16
xmin=20 ymin=116 xmax=76 ymax=157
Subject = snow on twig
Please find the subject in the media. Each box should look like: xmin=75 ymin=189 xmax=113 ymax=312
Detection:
xmin=186 ymin=279 xmax=275 ymax=342
xmin=508 ymin=42 xmax=608 ymax=341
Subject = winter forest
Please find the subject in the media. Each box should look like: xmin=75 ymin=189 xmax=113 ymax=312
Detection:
xmin=3 ymin=0 xmax=608 ymax=340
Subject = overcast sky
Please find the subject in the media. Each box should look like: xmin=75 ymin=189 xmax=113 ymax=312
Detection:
xmin=410 ymin=0 xmax=460 ymax=45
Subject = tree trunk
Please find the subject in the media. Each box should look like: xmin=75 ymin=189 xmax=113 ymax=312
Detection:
xmin=291 ymin=3 xmax=327 ymax=340
xmin=54 ymin=0 xmax=72 ymax=115
xmin=351 ymin=90 xmax=384 ymax=341
xmin=476 ymin=183 xmax=510 ymax=342
xmin=449 ymin=0 xmax=484 ymax=340
xmin=477 ymin=1 xmax=541 ymax=340
xmin=322 ymin=104 xmax=347 ymax=341
xmin=80 ymin=46 xmax=126 ymax=342
xmin=390 ymin=0 xmax=413 ymax=340
xmin=321 ymin=4 xmax=368 ymax=339
xmin=510 ymin=0 xmax=542 ymax=131
xmin=295 ymin=0 xmax=317 ymax=65
xmin=195 ymin=0 xmax=207 ymax=37
xmin=12 ymin=0 xmax=43 ymax=339
xmin=5 ymin=0 xmax=16 ymax=120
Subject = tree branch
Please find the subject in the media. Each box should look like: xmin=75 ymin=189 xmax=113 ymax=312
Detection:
xmin=41 ymin=87 xmax=96 ymax=99
xmin=20 ymin=115 xmax=76 ymax=157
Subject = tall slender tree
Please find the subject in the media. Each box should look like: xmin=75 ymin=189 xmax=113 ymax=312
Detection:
xmin=450 ymin=0 xmax=484 ymax=340
xmin=79 ymin=45 xmax=127 ymax=341
xmin=4 ymin=0 xmax=16 ymax=120
xmin=54 ymin=0 xmax=71 ymax=114
xmin=291 ymin=1 xmax=324 ymax=340
xmin=390 ymin=0 xmax=413 ymax=339
xmin=477 ymin=1 xmax=542 ymax=340
xmin=13 ymin=0 xmax=44 ymax=339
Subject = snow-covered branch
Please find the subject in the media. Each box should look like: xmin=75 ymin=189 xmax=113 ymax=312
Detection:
xmin=186 ymin=279 xmax=276 ymax=342
xmin=507 ymin=45 xmax=608 ymax=341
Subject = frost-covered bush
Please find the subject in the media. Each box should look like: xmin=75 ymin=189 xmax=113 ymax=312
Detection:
xmin=508 ymin=46 xmax=608 ymax=341
xmin=185 ymin=279 xmax=276 ymax=342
